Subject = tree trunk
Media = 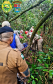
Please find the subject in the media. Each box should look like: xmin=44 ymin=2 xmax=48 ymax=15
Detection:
xmin=9 ymin=0 xmax=45 ymax=22
xmin=25 ymin=6 xmax=53 ymax=56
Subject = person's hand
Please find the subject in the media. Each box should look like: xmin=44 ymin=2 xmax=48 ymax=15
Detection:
xmin=23 ymin=43 xmax=28 ymax=48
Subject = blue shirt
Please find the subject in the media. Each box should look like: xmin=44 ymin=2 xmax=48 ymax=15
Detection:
xmin=10 ymin=33 xmax=17 ymax=48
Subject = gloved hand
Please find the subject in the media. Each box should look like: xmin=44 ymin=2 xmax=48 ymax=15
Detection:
xmin=23 ymin=43 xmax=28 ymax=48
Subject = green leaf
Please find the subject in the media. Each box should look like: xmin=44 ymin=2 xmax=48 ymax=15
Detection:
xmin=37 ymin=59 xmax=42 ymax=63
xmin=32 ymin=80 xmax=36 ymax=84
xmin=44 ymin=63 xmax=48 ymax=68
xmin=49 ymin=70 xmax=53 ymax=76
xmin=35 ymin=78 xmax=38 ymax=81
xmin=43 ymin=69 xmax=48 ymax=72
xmin=31 ymin=75 xmax=34 ymax=79
xmin=48 ymin=56 xmax=50 ymax=59
xmin=35 ymin=66 xmax=43 ymax=70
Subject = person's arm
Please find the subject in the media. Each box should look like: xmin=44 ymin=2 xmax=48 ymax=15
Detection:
xmin=15 ymin=35 xmax=24 ymax=51
xmin=16 ymin=52 xmax=30 ymax=78
xmin=14 ymin=31 xmax=19 ymax=38
xmin=9 ymin=49 xmax=30 ymax=77
xmin=8 ymin=49 xmax=30 ymax=82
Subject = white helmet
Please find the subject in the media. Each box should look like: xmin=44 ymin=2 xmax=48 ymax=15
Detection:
xmin=2 ymin=21 xmax=10 ymax=27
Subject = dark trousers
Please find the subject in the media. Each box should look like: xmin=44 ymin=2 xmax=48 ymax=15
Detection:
xmin=17 ymin=77 xmax=24 ymax=84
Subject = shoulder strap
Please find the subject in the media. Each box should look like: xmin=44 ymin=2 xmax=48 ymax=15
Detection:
xmin=6 ymin=49 xmax=15 ymax=73
xmin=6 ymin=50 xmax=11 ymax=65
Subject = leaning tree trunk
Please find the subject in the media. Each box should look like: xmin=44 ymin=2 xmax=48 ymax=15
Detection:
xmin=25 ymin=6 xmax=53 ymax=56
xmin=9 ymin=0 xmax=45 ymax=22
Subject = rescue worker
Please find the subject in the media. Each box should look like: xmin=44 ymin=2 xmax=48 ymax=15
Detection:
xmin=27 ymin=27 xmax=43 ymax=51
xmin=32 ymin=34 xmax=43 ymax=51
xmin=2 ymin=21 xmax=24 ymax=51
xmin=29 ymin=26 xmax=34 ymax=32
xmin=0 ymin=26 xmax=30 ymax=84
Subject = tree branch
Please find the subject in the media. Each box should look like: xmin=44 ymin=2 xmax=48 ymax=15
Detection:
xmin=9 ymin=0 xmax=45 ymax=22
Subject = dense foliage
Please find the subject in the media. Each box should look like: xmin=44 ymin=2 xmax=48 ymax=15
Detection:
xmin=0 ymin=0 xmax=53 ymax=84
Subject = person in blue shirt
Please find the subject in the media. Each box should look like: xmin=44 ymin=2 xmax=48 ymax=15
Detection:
xmin=2 ymin=21 xmax=28 ymax=51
